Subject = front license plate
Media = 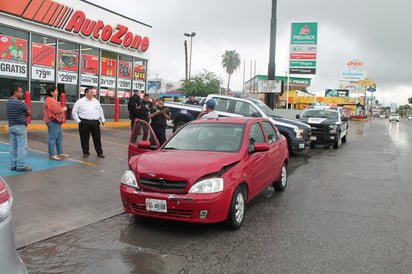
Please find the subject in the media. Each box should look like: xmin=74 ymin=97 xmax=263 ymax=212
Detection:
xmin=146 ymin=198 xmax=167 ymax=213
xmin=310 ymin=136 xmax=317 ymax=140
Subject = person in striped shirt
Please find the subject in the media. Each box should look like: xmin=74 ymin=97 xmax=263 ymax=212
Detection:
xmin=6 ymin=84 xmax=32 ymax=172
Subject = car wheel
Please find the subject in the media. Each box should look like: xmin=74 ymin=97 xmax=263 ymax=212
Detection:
xmin=273 ymin=163 xmax=287 ymax=191
xmin=173 ymin=120 xmax=187 ymax=132
xmin=333 ymin=133 xmax=341 ymax=149
xmin=225 ymin=186 xmax=246 ymax=230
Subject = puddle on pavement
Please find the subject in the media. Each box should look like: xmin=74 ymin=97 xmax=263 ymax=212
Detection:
xmin=388 ymin=122 xmax=410 ymax=148
xmin=18 ymin=215 xmax=187 ymax=274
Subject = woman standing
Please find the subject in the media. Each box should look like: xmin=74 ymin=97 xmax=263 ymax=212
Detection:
xmin=43 ymin=84 xmax=68 ymax=160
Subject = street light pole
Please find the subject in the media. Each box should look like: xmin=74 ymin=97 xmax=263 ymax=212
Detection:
xmin=184 ymin=32 xmax=196 ymax=79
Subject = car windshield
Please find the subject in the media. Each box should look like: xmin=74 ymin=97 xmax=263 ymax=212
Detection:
xmin=163 ymin=123 xmax=245 ymax=152
xmin=302 ymin=108 xmax=338 ymax=119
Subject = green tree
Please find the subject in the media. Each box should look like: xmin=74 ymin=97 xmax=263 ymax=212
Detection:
xmin=180 ymin=69 xmax=221 ymax=97
xmin=221 ymin=50 xmax=241 ymax=93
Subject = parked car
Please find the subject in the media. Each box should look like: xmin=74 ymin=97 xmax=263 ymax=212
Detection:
xmin=0 ymin=177 xmax=27 ymax=274
xmin=408 ymin=114 xmax=412 ymax=120
xmin=122 ymin=117 xmax=289 ymax=229
xmin=389 ymin=113 xmax=400 ymax=122
xmin=296 ymin=105 xmax=349 ymax=149
xmin=379 ymin=114 xmax=386 ymax=119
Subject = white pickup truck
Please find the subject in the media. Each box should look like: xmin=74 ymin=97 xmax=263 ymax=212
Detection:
xmin=165 ymin=94 xmax=312 ymax=153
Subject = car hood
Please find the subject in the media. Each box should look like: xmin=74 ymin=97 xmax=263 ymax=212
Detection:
xmin=269 ymin=115 xmax=311 ymax=129
xmin=298 ymin=117 xmax=338 ymax=124
xmin=129 ymin=150 xmax=241 ymax=182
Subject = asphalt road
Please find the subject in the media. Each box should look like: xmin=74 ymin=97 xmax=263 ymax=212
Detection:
xmin=2 ymin=119 xmax=411 ymax=273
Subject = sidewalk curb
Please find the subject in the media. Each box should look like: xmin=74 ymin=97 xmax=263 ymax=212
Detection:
xmin=0 ymin=122 xmax=130 ymax=131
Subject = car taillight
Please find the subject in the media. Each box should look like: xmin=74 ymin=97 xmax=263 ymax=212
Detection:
xmin=0 ymin=177 xmax=13 ymax=222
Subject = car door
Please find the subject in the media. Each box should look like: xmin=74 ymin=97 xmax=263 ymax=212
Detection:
xmin=128 ymin=119 xmax=160 ymax=160
xmin=262 ymin=121 xmax=282 ymax=183
xmin=246 ymin=121 xmax=271 ymax=198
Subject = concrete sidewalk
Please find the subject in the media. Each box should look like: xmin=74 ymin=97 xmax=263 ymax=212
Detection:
xmin=0 ymin=119 xmax=130 ymax=131
xmin=0 ymin=123 xmax=133 ymax=248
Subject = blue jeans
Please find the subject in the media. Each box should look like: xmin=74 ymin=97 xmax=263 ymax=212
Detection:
xmin=46 ymin=121 xmax=64 ymax=156
xmin=9 ymin=125 xmax=28 ymax=169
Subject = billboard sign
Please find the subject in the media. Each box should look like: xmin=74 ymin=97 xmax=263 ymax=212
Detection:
xmin=325 ymin=89 xmax=349 ymax=97
xmin=290 ymin=22 xmax=318 ymax=75
xmin=257 ymin=80 xmax=282 ymax=93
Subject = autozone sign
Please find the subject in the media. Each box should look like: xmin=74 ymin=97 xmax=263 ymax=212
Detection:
xmin=0 ymin=0 xmax=150 ymax=53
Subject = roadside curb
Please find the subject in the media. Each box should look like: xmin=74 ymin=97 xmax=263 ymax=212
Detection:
xmin=0 ymin=122 xmax=130 ymax=131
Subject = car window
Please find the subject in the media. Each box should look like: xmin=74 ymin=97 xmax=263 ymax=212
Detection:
xmin=262 ymin=121 xmax=278 ymax=144
xmin=234 ymin=101 xmax=259 ymax=117
xmin=213 ymin=98 xmax=231 ymax=112
xmin=248 ymin=123 xmax=266 ymax=152
xmin=131 ymin=120 xmax=157 ymax=146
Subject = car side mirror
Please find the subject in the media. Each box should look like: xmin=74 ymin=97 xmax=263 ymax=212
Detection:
xmin=137 ymin=141 xmax=151 ymax=149
xmin=296 ymin=114 xmax=300 ymax=119
xmin=254 ymin=143 xmax=269 ymax=152
xmin=341 ymin=116 xmax=349 ymax=121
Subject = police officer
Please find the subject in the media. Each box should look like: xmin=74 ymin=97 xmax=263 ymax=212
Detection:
xmin=148 ymin=97 xmax=170 ymax=145
xmin=128 ymin=90 xmax=141 ymax=130
xmin=137 ymin=93 xmax=153 ymax=122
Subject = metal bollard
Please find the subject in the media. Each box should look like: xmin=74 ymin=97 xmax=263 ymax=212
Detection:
xmin=60 ymin=93 xmax=66 ymax=123
xmin=115 ymin=97 xmax=119 ymax=122
xmin=24 ymin=91 xmax=31 ymax=124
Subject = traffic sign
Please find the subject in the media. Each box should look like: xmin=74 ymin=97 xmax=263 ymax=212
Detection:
xmin=358 ymin=79 xmax=375 ymax=86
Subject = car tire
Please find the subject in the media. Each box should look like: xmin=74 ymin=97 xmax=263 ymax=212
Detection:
xmin=173 ymin=120 xmax=187 ymax=132
xmin=333 ymin=133 xmax=341 ymax=149
xmin=273 ymin=163 xmax=287 ymax=191
xmin=225 ymin=185 xmax=247 ymax=230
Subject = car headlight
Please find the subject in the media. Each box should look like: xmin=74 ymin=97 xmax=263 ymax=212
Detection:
xmin=189 ymin=178 xmax=224 ymax=193
xmin=294 ymin=128 xmax=304 ymax=139
xmin=121 ymin=170 xmax=139 ymax=189
xmin=329 ymin=125 xmax=338 ymax=133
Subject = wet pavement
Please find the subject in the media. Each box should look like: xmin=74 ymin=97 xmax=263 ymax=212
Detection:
xmin=1 ymin=119 xmax=411 ymax=273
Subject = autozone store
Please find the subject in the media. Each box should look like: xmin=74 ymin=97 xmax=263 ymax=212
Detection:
xmin=0 ymin=0 xmax=151 ymax=120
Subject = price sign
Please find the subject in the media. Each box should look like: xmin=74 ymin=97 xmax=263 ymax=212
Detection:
xmin=133 ymin=80 xmax=145 ymax=91
xmin=100 ymin=75 xmax=116 ymax=89
xmin=58 ymin=70 xmax=78 ymax=84
xmin=118 ymin=78 xmax=131 ymax=89
xmin=81 ymin=73 xmax=98 ymax=87
xmin=32 ymin=66 xmax=54 ymax=81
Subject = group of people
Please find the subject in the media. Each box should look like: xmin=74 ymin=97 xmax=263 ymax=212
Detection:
xmin=6 ymin=85 xmax=106 ymax=172
xmin=6 ymin=85 xmax=218 ymax=172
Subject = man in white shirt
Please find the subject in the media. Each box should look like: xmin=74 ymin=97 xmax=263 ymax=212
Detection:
xmin=72 ymin=87 xmax=106 ymax=158
xmin=198 ymin=99 xmax=219 ymax=119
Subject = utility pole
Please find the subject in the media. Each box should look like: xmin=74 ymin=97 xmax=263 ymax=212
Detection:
xmin=266 ymin=0 xmax=277 ymax=109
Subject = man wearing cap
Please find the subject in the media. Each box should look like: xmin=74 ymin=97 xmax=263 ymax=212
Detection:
xmin=197 ymin=99 xmax=219 ymax=119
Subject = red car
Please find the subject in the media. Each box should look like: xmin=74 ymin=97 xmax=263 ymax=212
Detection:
xmin=121 ymin=117 xmax=289 ymax=229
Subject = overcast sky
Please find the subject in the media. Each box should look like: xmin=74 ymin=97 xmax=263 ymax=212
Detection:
xmin=88 ymin=0 xmax=411 ymax=106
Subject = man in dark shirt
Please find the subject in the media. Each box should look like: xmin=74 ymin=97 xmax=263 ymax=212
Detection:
xmin=6 ymin=84 xmax=32 ymax=172
xmin=137 ymin=93 xmax=153 ymax=122
xmin=128 ymin=90 xmax=141 ymax=130
xmin=186 ymin=95 xmax=199 ymax=105
xmin=148 ymin=97 xmax=170 ymax=145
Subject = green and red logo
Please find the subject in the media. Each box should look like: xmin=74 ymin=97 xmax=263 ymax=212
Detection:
xmin=291 ymin=22 xmax=318 ymax=45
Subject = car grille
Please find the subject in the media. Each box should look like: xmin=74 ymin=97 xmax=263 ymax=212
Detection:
xmin=309 ymin=124 xmax=328 ymax=134
xmin=304 ymin=127 xmax=312 ymax=141
xmin=131 ymin=203 xmax=193 ymax=218
xmin=139 ymin=176 xmax=187 ymax=191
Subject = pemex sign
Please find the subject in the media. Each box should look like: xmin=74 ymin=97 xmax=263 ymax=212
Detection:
xmin=290 ymin=22 xmax=318 ymax=75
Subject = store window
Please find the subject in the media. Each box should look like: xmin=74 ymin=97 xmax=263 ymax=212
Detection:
xmin=57 ymin=40 xmax=79 ymax=102
xmin=100 ymin=50 xmax=116 ymax=104
xmin=133 ymin=58 xmax=146 ymax=94
xmin=80 ymin=45 xmax=99 ymax=99
xmin=31 ymin=34 xmax=56 ymax=101
xmin=118 ymin=54 xmax=132 ymax=104
xmin=0 ymin=26 xmax=29 ymax=99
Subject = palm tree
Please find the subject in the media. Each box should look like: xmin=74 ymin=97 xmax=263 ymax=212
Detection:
xmin=221 ymin=50 xmax=241 ymax=94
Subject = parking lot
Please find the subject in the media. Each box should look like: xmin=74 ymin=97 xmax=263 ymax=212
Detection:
xmin=1 ymin=119 xmax=412 ymax=273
